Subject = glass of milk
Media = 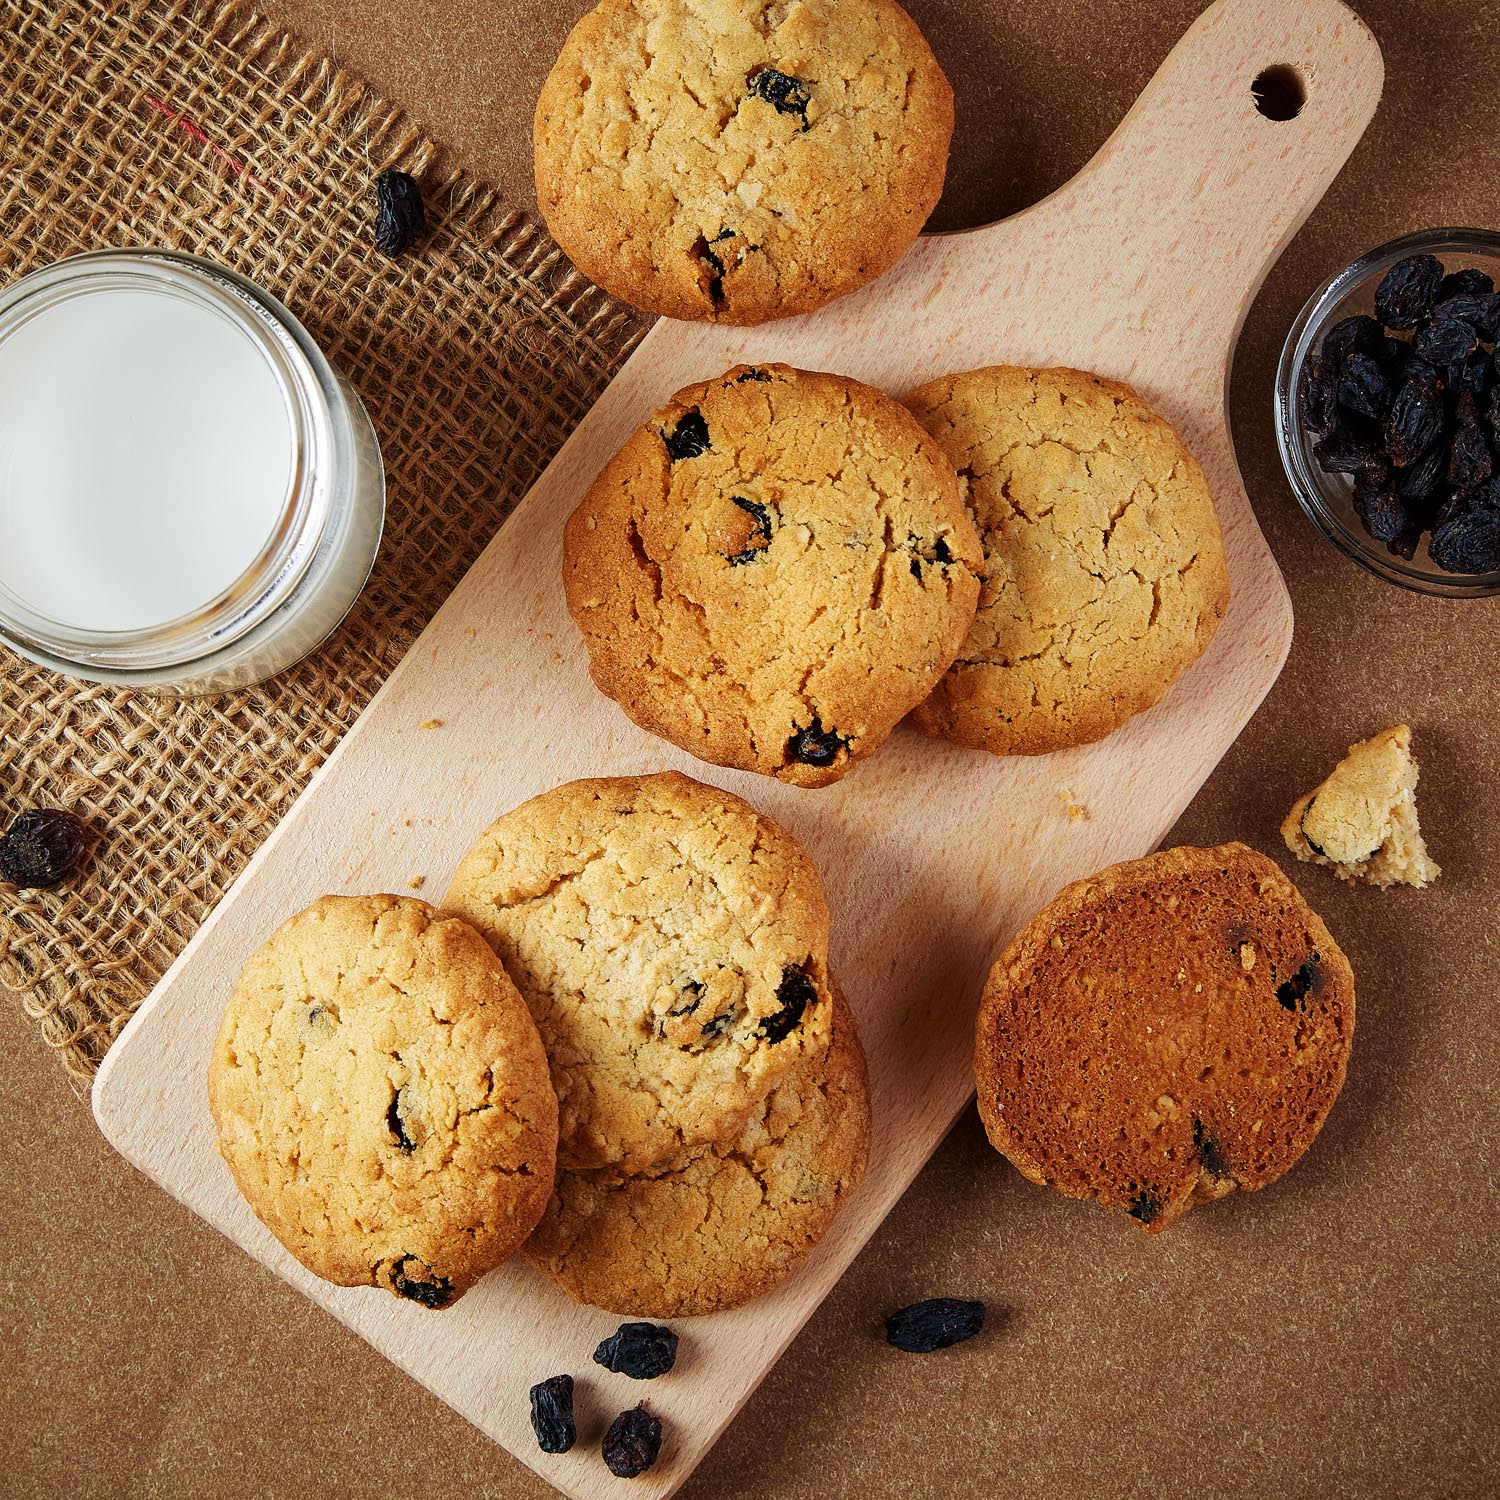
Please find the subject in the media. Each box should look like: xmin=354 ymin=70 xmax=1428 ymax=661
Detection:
xmin=0 ymin=250 xmax=385 ymax=692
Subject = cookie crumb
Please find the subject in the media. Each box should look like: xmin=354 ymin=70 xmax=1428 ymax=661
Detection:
xmin=1060 ymin=790 xmax=1089 ymax=822
xmin=419 ymin=718 xmax=443 ymax=731
xmin=1281 ymin=724 xmax=1439 ymax=888
xmin=407 ymin=875 xmax=426 ymax=890
xmin=1238 ymin=942 xmax=1256 ymax=972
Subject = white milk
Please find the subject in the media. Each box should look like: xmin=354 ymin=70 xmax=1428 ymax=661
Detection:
xmin=0 ymin=285 xmax=294 ymax=633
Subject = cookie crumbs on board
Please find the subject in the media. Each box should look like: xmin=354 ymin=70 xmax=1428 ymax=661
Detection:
xmin=1060 ymin=790 xmax=1088 ymax=822
xmin=419 ymin=718 xmax=443 ymax=730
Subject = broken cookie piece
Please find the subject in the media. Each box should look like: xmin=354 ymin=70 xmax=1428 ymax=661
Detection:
xmin=1281 ymin=724 xmax=1440 ymax=889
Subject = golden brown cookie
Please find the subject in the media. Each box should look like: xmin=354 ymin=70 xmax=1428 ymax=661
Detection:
xmin=208 ymin=894 xmax=558 ymax=1308
xmin=533 ymin=0 xmax=953 ymax=324
xmin=975 ymin=844 xmax=1355 ymax=1233
xmin=902 ymin=366 xmax=1231 ymax=755
xmin=525 ymin=988 xmax=870 ymax=1316
xmin=564 ymin=364 xmax=982 ymax=787
xmin=1282 ymin=724 xmax=1440 ymax=888
xmin=444 ymin=771 xmax=835 ymax=1172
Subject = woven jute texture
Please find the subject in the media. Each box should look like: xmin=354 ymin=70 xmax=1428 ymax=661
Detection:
xmin=0 ymin=0 xmax=645 ymax=1088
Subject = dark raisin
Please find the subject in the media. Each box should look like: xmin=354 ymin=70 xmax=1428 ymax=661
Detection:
xmin=1396 ymin=442 xmax=1447 ymax=502
xmin=727 ymin=496 xmax=774 ymax=564
xmin=1336 ymin=353 xmax=1390 ymax=419
xmin=787 ymin=716 xmax=847 ymax=767
xmin=1386 ymin=523 xmax=1423 ymax=561
xmin=885 ymin=1297 xmax=986 ymax=1353
xmin=1413 ymin=319 xmax=1479 ymax=366
xmin=390 ymin=1257 xmax=453 ymax=1309
xmin=1373 ymin=253 xmax=1444 ymax=329
xmin=1434 ymin=291 xmax=1500 ymax=341
xmin=602 ymin=1405 xmax=662 ymax=1478
xmin=529 ymin=1374 xmax=576 ymax=1454
xmin=1448 ymin=395 xmax=1494 ymax=493
xmin=1449 ymin=349 xmax=1494 ymax=402
xmin=1313 ymin=424 xmax=1388 ymax=478
xmin=1127 ymin=1191 xmax=1162 ymax=1226
xmin=1431 ymin=490 xmax=1473 ymax=531
xmin=698 ymin=1008 xmax=735 ymax=1041
xmin=762 ymin=964 xmax=817 ymax=1044
xmin=1352 ymin=476 xmax=1408 ymax=544
xmin=747 ymin=66 xmax=811 ymax=127
xmin=1440 ymin=268 xmax=1495 ymax=299
xmin=1385 ymin=374 xmax=1446 ymax=467
xmin=1299 ymin=804 xmax=1328 ymax=859
xmin=594 ymin=1322 xmax=679 ymax=1380
xmin=1430 ymin=507 xmax=1500 ymax=574
xmin=1319 ymin=314 xmax=1383 ymax=367
xmin=0 ymin=808 xmax=91 ymax=888
xmin=1192 ymin=1118 xmax=1229 ymax=1178
xmin=1297 ymin=353 xmax=1339 ymax=438
xmin=694 ymin=228 xmax=741 ymax=306
xmin=664 ymin=409 xmax=710 ymax=460
xmin=373 ymin=169 xmax=426 ymax=258
xmin=387 ymin=1089 xmax=416 ymax=1152
xmin=1275 ymin=955 xmax=1321 ymax=1011
xmin=734 ymin=366 xmax=772 ymax=383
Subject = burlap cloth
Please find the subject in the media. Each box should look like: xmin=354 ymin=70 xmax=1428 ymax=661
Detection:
xmin=0 ymin=0 xmax=645 ymax=1088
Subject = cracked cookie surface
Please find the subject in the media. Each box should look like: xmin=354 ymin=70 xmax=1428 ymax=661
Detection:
xmin=533 ymin=0 xmax=953 ymax=324
xmin=526 ymin=987 xmax=869 ymax=1315
xmin=902 ymin=366 xmax=1230 ymax=756
xmin=975 ymin=844 xmax=1355 ymax=1234
xmin=444 ymin=772 xmax=835 ymax=1172
xmin=564 ymin=364 xmax=983 ymax=787
xmin=1282 ymin=724 xmax=1440 ymax=889
xmin=207 ymin=894 xmax=558 ymax=1308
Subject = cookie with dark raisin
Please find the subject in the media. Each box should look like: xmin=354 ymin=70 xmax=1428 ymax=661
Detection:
xmin=207 ymin=895 xmax=558 ymax=1306
xmin=564 ymin=364 xmax=983 ymax=787
xmin=526 ymin=988 xmax=869 ymax=1315
xmin=902 ymin=365 xmax=1230 ymax=756
xmin=532 ymin=0 xmax=953 ymax=323
xmin=444 ymin=771 xmax=837 ymax=1172
xmin=974 ymin=844 xmax=1355 ymax=1233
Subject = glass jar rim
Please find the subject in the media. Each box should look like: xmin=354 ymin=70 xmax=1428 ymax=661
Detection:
xmin=1274 ymin=226 xmax=1500 ymax=599
xmin=0 ymin=249 xmax=337 ymax=668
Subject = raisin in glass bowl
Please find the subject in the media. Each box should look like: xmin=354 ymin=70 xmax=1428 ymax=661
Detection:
xmin=1276 ymin=227 xmax=1500 ymax=598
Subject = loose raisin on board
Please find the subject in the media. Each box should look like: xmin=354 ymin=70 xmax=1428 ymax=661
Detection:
xmin=594 ymin=1322 xmax=679 ymax=1380
xmin=373 ymin=169 xmax=426 ymax=258
xmin=885 ymin=1298 xmax=986 ymax=1353
xmin=602 ymin=1405 xmax=663 ymax=1478
xmin=786 ymin=717 xmax=847 ymax=767
xmin=762 ymin=964 xmax=817 ymax=1044
xmin=1373 ymin=253 xmax=1443 ymax=328
xmin=747 ymin=66 xmax=812 ymax=127
xmin=1337 ymin=353 xmax=1390 ymax=419
xmin=0 ymin=808 xmax=91 ymax=888
xmin=1430 ymin=508 xmax=1500 ymax=574
xmin=529 ymin=1374 xmax=577 ymax=1454
xmin=664 ymin=409 xmax=710 ymax=460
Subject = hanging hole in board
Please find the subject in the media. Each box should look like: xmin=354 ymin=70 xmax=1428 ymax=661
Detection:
xmin=1251 ymin=63 xmax=1306 ymax=121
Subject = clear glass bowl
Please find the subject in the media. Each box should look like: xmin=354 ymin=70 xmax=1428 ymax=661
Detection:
xmin=1275 ymin=227 xmax=1500 ymax=598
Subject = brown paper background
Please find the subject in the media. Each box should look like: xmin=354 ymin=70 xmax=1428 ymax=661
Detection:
xmin=4 ymin=2 xmax=1497 ymax=1497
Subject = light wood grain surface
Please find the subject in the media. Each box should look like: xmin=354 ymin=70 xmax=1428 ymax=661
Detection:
xmin=87 ymin=3 xmax=1382 ymax=1495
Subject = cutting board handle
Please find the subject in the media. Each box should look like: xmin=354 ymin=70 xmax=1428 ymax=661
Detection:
xmin=1019 ymin=0 xmax=1384 ymax=360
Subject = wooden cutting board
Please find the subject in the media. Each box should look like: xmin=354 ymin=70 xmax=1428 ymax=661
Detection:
xmin=92 ymin=2 xmax=1382 ymax=1495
